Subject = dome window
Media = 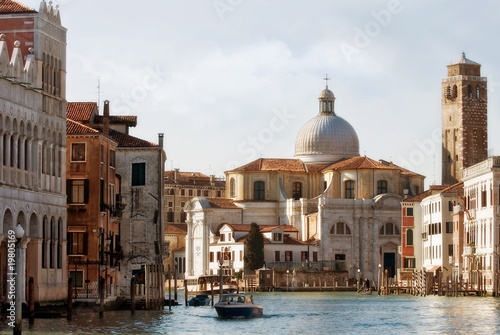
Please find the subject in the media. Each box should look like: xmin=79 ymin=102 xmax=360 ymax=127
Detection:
xmin=253 ymin=181 xmax=265 ymax=200
xmin=344 ymin=180 xmax=355 ymax=199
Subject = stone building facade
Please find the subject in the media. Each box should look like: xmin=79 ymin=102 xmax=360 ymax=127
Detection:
xmin=0 ymin=0 xmax=67 ymax=303
xmin=442 ymin=53 xmax=488 ymax=185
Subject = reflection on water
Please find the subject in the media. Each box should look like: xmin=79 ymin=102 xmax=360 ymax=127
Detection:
xmin=1 ymin=292 xmax=499 ymax=334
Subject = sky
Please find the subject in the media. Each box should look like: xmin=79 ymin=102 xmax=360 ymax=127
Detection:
xmin=22 ymin=0 xmax=500 ymax=187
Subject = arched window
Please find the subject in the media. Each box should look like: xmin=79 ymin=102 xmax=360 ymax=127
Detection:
xmin=254 ymin=181 xmax=265 ymax=200
xmin=406 ymin=229 xmax=413 ymax=246
xmin=230 ymin=178 xmax=235 ymax=198
xmin=467 ymin=85 xmax=472 ymax=98
xmin=452 ymin=85 xmax=457 ymax=98
xmin=292 ymin=182 xmax=302 ymax=200
xmin=167 ymin=208 xmax=174 ymax=222
xmin=380 ymin=222 xmax=400 ymax=236
xmin=345 ymin=180 xmax=355 ymax=199
xmin=446 ymin=85 xmax=451 ymax=98
xmin=476 ymin=85 xmax=480 ymax=100
xmin=377 ymin=180 xmax=388 ymax=195
xmin=330 ymin=222 xmax=351 ymax=235
xmin=180 ymin=210 xmax=186 ymax=223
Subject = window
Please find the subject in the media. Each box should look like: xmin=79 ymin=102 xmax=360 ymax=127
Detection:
xmin=254 ymin=181 xmax=265 ymax=200
xmin=188 ymin=189 xmax=193 ymax=196
xmin=452 ymin=85 xmax=457 ymax=98
xmin=446 ymin=222 xmax=453 ymax=234
xmin=67 ymin=179 xmax=89 ymax=204
xmin=481 ymin=190 xmax=487 ymax=208
xmin=330 ymin=222 xmax=351 ymax=235
xmin=285 ymin=251 xmax=293 ymax=262
xmin=275 ymin=251 xmax=280 ymax=262
xmin=414 ymin=186 xmax=420 ymax=195
xmin=110 ymin=149 xmax=116 ymax=168
xmin=220 ymin=234 xmax=225 ymax=242
xmin=210 ymin=252 xmax=214 ymax=262
xmin=168 ymin=201 xmax=173 ymax=207
xmin=132 ymin=162 xmax=146 ymax=186
xmin=377 ymin=180 xmax=388 ymax=195
xmin=448 ymin=244 xmax=454 ymax=257
xmin=273 ymin=233 xmax=282 ymax=242
xmin=67 ymin=232 xmax=87 ymax=255
xmin=71 ymin=143 xmax=86 ymax=162
xmin=180 ymin=189 xmax=185 ymax=196
xmin=345 ymin=180 xmax=355 ymax=199
xmin=292 ymin=182 xmax=302 ymax=200
xmin=467 ymin=85 xmax=472 ymax=98
xmin=230 ymin=178 xmax=235 ymax=198
xmin=448 ymin=201 xmax=453 ymax=211
xmin=404 ymin=258 xmax=415 ymax=268
xmin=100 ymin=144 xmax=104 ymax=163
xmin=203 ymin=190 xmax=209 ymax=197
xmin=406 ymin=229 xmax=413 ymax=246
xmin=167 ymin=209 xmax=173 ymax=222
xmin=335 ymin=254 xmax=346 ymax=271
xmin=406 ymin=208 xmax=413 ymax=217
xmin=228 ymin=233 xmax=232 ymax=241
xmin=197 ymin=190 xmax=201 ymax=196
xmin=380 ymin=223 xmax=400 ymax=236
xmin=69 ymin=271 xmax=84 ymax=288
xmin=301 ymin=251 xmax=309 ymax=262
xmin=313 ymin=252 xmax=318 ymax=262
xmin=476 ymin=85 xmax=480 ymax=100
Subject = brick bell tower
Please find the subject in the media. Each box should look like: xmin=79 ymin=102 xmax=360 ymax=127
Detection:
xmin=442 ymin=53 xmax=488 ymax=185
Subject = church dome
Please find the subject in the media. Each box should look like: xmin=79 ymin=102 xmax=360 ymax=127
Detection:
xmin=294 ymin=86 xmax=359 ymax=164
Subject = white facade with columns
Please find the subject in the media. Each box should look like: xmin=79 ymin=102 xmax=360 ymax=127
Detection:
xmin=0 ymin=1 xmax=67 ymax=302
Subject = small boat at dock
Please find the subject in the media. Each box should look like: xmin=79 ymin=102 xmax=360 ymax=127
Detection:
xmin=188 ymin=294 xmax=211 ymax=306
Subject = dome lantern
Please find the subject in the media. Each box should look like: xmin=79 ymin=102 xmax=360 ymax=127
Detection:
xmin=294 ymin=82 xmax=359 ymax=164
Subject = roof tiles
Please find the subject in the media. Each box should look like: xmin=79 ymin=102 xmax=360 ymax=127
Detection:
xmin=0 ymin=0 xmax=36 ymax=13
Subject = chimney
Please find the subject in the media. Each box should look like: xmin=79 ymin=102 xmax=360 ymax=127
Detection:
xmin=103 ymin=100 xmax=110 ymax=136
xmin=174 ymin=168 xmax=179 ymax=183
xmin=158 ymin=133 xmax=164 ymax=148
xmin=210 ymin=174 xmax=215 ymax=186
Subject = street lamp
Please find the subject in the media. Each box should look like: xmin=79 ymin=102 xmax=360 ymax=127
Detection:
xmin=378 ymin=264 xmax=382 ymax=295
xmin=357 ymin=268 xmax=360 ymax=290
xmin=14 ymin=223 xmax=25 ymax=335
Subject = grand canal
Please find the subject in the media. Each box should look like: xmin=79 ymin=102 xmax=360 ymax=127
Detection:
xmin=1 ymin=292 xmax=499 ymax=334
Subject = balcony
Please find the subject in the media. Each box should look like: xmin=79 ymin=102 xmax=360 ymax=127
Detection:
xmin=421 ymin=232 xmax=428 ymax=241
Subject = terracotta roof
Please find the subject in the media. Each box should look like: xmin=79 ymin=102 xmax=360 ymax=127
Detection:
xmin=108 ymin=129 xmax=158 ymax=148
xmin=225 ymin=224 xmax=298 ymax=233
xmin=67 ymin=102 xmax=97 ymax=122
xmin=165 ymin=171 xmax=210 ymax=180
xmin=205 ymin=198 xmax=239 ymax=209
xmin=323 ymin=156 xmax=400 ymax=171
xmin=165 ymin=223 xmax=187 ymax=234
xmin=403 ymin=190 xmax=433 ymax=202
xmin=439 ymin=182 xmax=463 ymax=195
xmin=66 ymin=119 xmax=99 ymax=135
xmin=0 ymin=0 xmax=36 ymax=13
xmin=229 ymin=158 xmax=311 ymax=173
xmin=94 ymin=115 xmax=137 ymax=127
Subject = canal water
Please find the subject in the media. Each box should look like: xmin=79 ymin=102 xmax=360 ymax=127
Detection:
xmin=1 ymin=292 xmax=499 ymax=334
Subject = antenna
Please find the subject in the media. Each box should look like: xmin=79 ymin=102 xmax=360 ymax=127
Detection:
xmin=97 ymin=77 xmax=102 ymax=112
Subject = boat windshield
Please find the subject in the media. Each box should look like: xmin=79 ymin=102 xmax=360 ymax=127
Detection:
xmin=220 ymin=295 xmax=246 ymax=303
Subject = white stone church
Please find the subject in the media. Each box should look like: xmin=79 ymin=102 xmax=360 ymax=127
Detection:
xmin=185 ymin=84 xmax=424 ymax=284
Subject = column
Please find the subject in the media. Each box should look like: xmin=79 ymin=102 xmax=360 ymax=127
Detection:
xmin=19 ymin=135 xmax=26 ymax=187
xmin=26 ymin=139 xmax=32 ymax=189
xmin=0 ymin=131 xmax=3 ymax=182
xmin=11 ymin=134 xmax=18 ymax=185
xmin=35 ymin=140 xmax=43 ymax=190
xmin=4 ymin=132 xmax=11 ymax=184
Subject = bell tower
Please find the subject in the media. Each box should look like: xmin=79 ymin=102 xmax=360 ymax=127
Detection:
xmin=442 ymin=53 xmax=488 ymax=185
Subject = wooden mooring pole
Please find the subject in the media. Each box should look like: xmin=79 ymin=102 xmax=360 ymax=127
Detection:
xmin=67 ymin=277 xmax=73 ymax=321
xmin=184 ymin=280 xmax=188 ymax=307
xmin=99 ymin=276 xmax=105 ymax=318
xmin=29 ymin=277 xmax=35 ymax=324
xmin=131 ymin=277 xmax=136 ymax=315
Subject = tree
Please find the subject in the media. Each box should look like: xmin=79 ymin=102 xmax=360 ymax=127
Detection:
xmin=244 ymin=222 xmax=265 ymax=272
